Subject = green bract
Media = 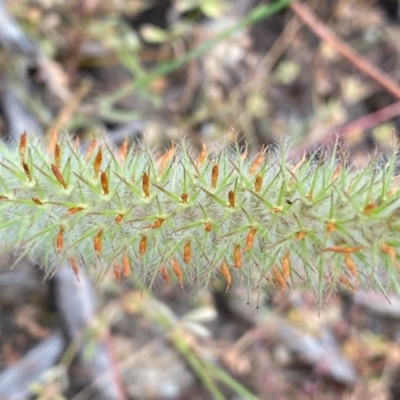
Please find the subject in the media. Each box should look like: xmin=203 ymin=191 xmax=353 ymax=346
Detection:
xmin=0 ymin=133 xmax=399 ymax=300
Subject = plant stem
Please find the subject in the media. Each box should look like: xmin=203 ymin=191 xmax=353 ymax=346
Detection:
xmin=289 ymin=1 xmax=400 ymax=100
xmin=100 ymin=0 xmax=293 ymax=108
xmin=170 ymin=330 xmax=226 ymax=400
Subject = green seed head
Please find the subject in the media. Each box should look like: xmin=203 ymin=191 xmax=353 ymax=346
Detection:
xmin=0 ymin=133 xmax=399 ymax=300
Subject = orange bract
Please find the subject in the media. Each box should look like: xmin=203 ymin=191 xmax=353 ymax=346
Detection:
xmin=142 ymin=172 xmax=150 ymax=197
xmin=54 ymin=143 xmax=61 ymax=167
xmin=113 ymin=263 xmax=121 ymax=282
xmin=94 ymin=229 xmax=103 ymax=256
xmin=56 ymin=226 xmax=64 ymax=252
xmin=211 ymin=164 xmax=218 ymax=189
xmin=249 ymin=152 xmax=263 ymax=175
xmin=380 ymin=243 xmax=397 ymax=264
xmin=158 ymin=144 xmax=175 ymax=172
xmin=119 ymin=137 xmax=128 ymax=163
xmin=85 ymin=137 xmax=96 ymax=162
xmin=282 ymin=251 xmax=290 ymax=281
xmin=159 ymin=265 xmax=170 ymax=284
xmin=122 ymin=251 xmax=130 ymax=279
xmin=326 ymin=221 xmax=336 ymax=234
xmin=196 ymin=141 xmax=207 ymax=167
xmin=51 ymin=164 xmax=67 ymax=189
xmin=233 ymin=244 xmax=241 ymax=268
xmin=204 ymin=221 xmax=212 ymax=232
xmin=69 ymin=257 xmax=80 ymax=282
xmin=344 ymin=253 xmax=357 ymax=277
xmin=66 ymin=206 xmax=84 ymax=216
xmin=254 ymin=175 xmax=262 ymax=193
xmin=139 ymin=235 xmax=147 ymax=257
xmin=244 ymin=227 xmax=257 ymax=251
xmin=295 ymin=230 xmax=307 ymax=240
xmin=150 ymin=218 xmax=165 ymax=229
xmin=19 ymin=131 xmax=27 ymax=162
xmin=363 ymin=203 xmax=375 ymax=215
xmin=32 ymin=197 xmax=44 ymax=205
xmin=47 ymin=130 xmax=57 ymax=154
xmin=93 ymin=147 xmax=102 ymax=176
xmin=322 ymin=246 xmax=365 ymax=253
xmin=219 ymin=260 xmax=231 ymax=292
xmin=171 ymin=258 xmax=184 ymax=288
xmin=183 ymin=240 xmax=191 ymax=264
xmin=100 ymin=171 xmax=109 ymax=195
xmin=114 ymin=213 xmax=124 ymax=224
xmin=22 ymin=162 xmax=31 ymax=181
xmin=228 ymin=190 xmax=235 ymax=207
xmin=272 ymin=266 xmax=286 ymax=291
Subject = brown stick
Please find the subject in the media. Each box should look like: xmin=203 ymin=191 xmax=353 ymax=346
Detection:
xmin=290 ymin=100 xmax=400 ymax=159
xmin=289 ymin=1 xmax=400 ymax=100
xmin=45 ymin=79 xmax=91 ymax=137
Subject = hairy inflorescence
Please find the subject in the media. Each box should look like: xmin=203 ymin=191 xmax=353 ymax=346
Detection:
xmin=1 ymin=132 xmax=400 ymax=300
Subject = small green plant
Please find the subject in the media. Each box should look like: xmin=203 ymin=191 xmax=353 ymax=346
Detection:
xmin=1 ymin=132 xmax=399 ymax=301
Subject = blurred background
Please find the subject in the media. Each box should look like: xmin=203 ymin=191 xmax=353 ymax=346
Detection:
xmin=1 ymin=0 xmax=400 ymax=399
